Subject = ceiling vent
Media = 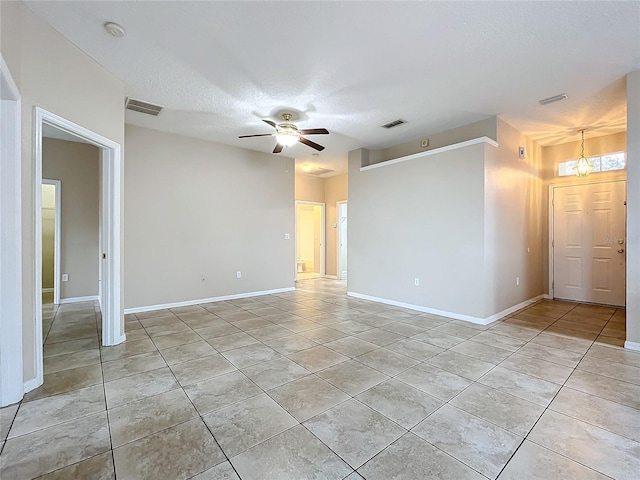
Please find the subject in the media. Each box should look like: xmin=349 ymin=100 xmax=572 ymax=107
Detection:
xmin=381 ymin=119 xmax=406 ymax=129
xmin=125 ymin=97 xmax=163 ymax=116
xmin=308 ymin=168 xmax=334 ymax=176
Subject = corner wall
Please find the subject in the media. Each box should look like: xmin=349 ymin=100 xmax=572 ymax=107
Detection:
xmin=124 ymin=125 xmax=295 ymax=310
xmin=484 ymin=119 xmax=543 ymax=315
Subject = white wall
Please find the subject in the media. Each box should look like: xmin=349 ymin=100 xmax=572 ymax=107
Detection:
xmin=124 ymin=125 xmax=295 ymax=309
xmin=42 ymin=138 xmax=100 ymax=299
xmin=1 ymin=1 xmax=125 ymax=382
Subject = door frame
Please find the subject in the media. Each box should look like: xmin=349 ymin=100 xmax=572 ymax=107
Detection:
xmin=32 ymin=107 xmax=125 ymax=392
xmin=336 ymin=200 xmax=347 ymax=280
xmin=42 ymin=179 xmax=62 ymax=305
xmin=548 ymin=177 xmax=627 ymax=301
xmin=295 ymin=201 xmax=326 ymax=278
xmin=0 ymin=55 xmax=24 ymax=406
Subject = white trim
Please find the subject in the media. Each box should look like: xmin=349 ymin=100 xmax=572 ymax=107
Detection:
xmin=336 ymin=200 xmax=347 ymax=281
xmin=31 ymin=107 xmax=124 ymax=394
xmin=23 ymin=377 xmax=41 ymax=394
xmin=42 ymin=288 xmax=54 ymax=294
xmin=0 ymin=54 xmax=24 ymax=407
xmin=295 ymin=201 xmax=326 ymax=279
xmin=360 ymin=136 xmax=499 ymax=172
xmin=324 ymin=275 xmax=339 ymax=280
xmin=548 ymin=178 xmax=627 ymax=303
xmin=543 ymin=294 xmax=553 ymax=300
xmin=347 ymin=291 xmax=544 ymax=325
xmin=124 ymin=287 xmax=295 ymax=314
xmin=42 ymin=179 xmax=61 ymax=304
xmin=59 ymin=295 xmax=99 ymax=304
xmin=624 ymin=341 xmax=640 ymax=352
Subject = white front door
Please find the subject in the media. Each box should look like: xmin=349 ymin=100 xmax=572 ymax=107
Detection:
xmin=553 ymin=180 xmax=626 ymax=306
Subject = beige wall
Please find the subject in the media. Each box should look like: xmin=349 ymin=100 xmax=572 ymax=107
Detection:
xmin=42 ymin=138 xmax=100 ymax=299
xmin=41 ymin=185 xmax=55 ymax=290
xmin=484 ymin=119 xmax=543 ymax=315
xmin=348 ymin=144 xmax=487 ymax=318
xmin=124 ymin=125 xmax=295 ymax=309
xmin=1 ymin=1 xmax=125 ymax=382
xmin=348 ymin=118 xmax=543 ymax=320
xmin=541 ymin=132 xmax=627 ymax=293
xmin=295 ymin=174 xmax=325 ymax=203
xmin=324 ymin=174 xmax=348 ymax=277
xmin=369 ymin=117 xmax=498 ymax=166
xmin=295 ymin=173 xmax=348 ymax=277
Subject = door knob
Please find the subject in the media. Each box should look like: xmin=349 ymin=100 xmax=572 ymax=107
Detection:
xmin=618 ymin=239 xmax=624 ymax=244
xmin=618 ymin=248 xmax=624 ymax=253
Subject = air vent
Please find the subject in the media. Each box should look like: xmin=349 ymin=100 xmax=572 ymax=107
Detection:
xmin=308 ymin=168 xmax=334 ymax=176
xmin=381 ymin=119 xmax=406 ymax=129
xmin=125 ymin=97 xmax=163 ymax=116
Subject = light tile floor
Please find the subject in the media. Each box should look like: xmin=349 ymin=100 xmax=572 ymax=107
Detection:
xmin=1 ymin=278 xmax=638 ymax=479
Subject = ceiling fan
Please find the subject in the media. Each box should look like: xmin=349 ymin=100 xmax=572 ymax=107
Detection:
xmin=239 ymin=113 xmax=329 ymax=154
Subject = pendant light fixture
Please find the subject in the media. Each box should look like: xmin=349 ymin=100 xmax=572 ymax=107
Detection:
xmin=575 ymin=129 xmax=593 ymax=177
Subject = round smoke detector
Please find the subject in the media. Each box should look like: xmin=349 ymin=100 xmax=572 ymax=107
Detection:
xmin=104 ymin=22 xmax=126 ymax=38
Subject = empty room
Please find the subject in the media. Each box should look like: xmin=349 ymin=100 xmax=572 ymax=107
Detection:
xmin=1 ymin=1 xmax=639 ymax=479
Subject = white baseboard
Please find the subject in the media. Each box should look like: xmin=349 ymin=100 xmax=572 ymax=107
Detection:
xmin=324 ymin=275 xmax=338 ymax=279
xmin=24 ymin=375 xmax=42 ymax=394
xmin=543 ymin=294 xmax=553 ymax=300
xmin=59 ymin=295 xmax=98 ymax=304
xmin=42 ymin=288 xmax=54 ymax=293
xmin=347 ymin=291 xmax=544 ymax=325
xmin=103 ymin=333 xmax=127 ymax=347
xmin=624 ymin=341 xmax=640 ymax=351
xmin=124 ymin=287 xmax=295 ymax=314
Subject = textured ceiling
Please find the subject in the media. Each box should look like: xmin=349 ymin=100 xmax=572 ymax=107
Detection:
xmin=25 ymin=1 xmax=640 ymax=176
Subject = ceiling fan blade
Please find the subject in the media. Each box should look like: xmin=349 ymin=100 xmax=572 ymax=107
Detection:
xmin=299 ymin=128 xmax=329 ymax=135
xmin=238 ymin=133 xmax=274 ymax=138
xmin=299 ymin=136 xmax=325 ymax=151
xmin=273 ymin=143 xmax=284 ymax=154
xmin=263 ymin=119 xmax=277 ymax=128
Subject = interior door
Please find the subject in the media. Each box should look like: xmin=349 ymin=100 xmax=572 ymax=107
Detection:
xmin=553 ymin=180 xmax=626 ymax=306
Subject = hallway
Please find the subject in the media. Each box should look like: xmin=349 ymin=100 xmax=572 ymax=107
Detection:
xmin=0 ymin=280 xmax=637 ymax=479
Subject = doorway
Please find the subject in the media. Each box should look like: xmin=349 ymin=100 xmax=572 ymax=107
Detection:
xmin=337 ymin=201 xmax=348 ymax=280
xmin=551 ymin=180 xmax=626 ymax=306
xmin=296 ymin=201 xmax=325 ymax=280
xmin=31 ymin=107 xmax=124 ymax=393
xmin=41 ymin=180 xmax=61 ymax=306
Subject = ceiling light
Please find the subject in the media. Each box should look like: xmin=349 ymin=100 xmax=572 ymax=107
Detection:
xmin=104 ymin=22 xmax=126 ymax=38
xmin=538 ymin=93 xmax=567 ymax=105
xmin=575 ymin=129 xmax=593 ymax=177
xmin=275 ymin=125 xmax=299 ymax=147
xmin=302 ymin=164 xmax=312 ymax=172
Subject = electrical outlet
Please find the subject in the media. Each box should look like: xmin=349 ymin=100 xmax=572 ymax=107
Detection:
xmin=284 ymin=233 xmax=290 ymax=240
xmin=516 ymin=277 xmax=520 ymax=286
xmin=236 ymin=271 xmax=242 ymax=279
xmin=421 ymin=139 xmax=429 ymax=148
xmin=414 ymin=277 xmax=420 ymax=286
xmin=62 ymin=274 xmax=69 ymax=282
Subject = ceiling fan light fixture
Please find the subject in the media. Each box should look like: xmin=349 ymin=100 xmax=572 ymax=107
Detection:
xmin=275 ymin=126 xmax=299 ymax=147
